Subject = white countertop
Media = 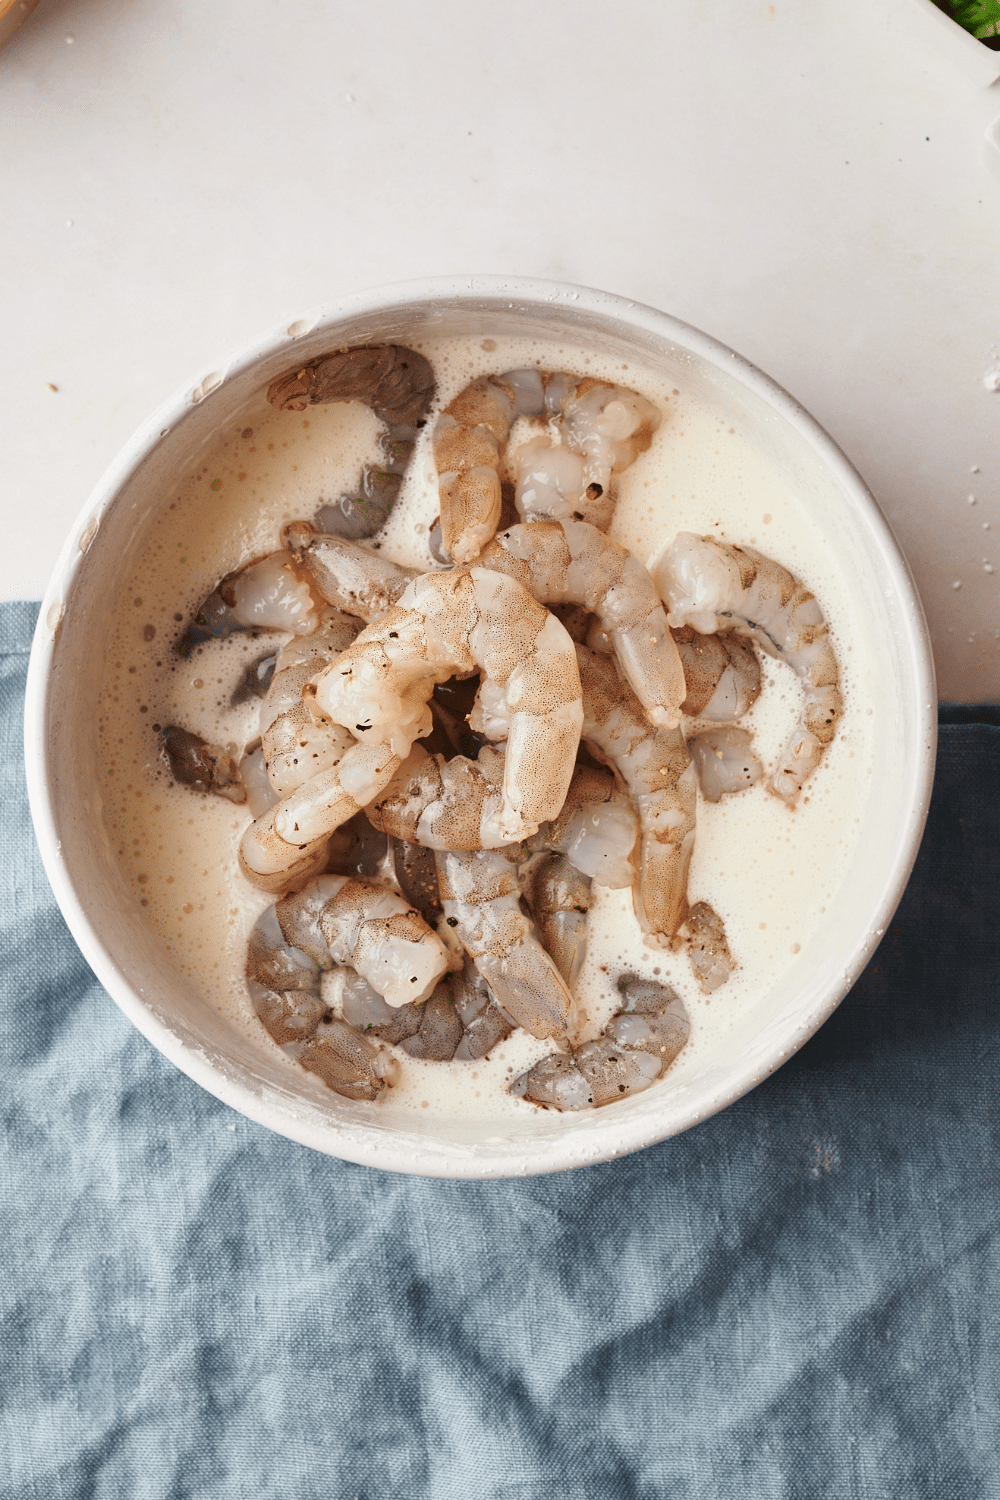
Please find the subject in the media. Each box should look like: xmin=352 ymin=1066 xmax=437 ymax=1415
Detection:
xmin=2 ymin=0 xmax=998 ymax=700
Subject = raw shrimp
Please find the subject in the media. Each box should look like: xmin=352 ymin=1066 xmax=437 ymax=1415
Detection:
xmin=282 ymin=521 xmax=419 ymax=624
xmin=447 ymin=956 xmax=516 ymax=1060
xmin=368 ymin=742 xmax=509 ymax=851
xmin=266 ymin=344 xmax=436 ymax=540
xmin=680 ymin=901 xmax=734 ymax=993
xmin=434 ymin=370 xmax=661 ymax=562
xmin=672 ymin=623 xmax=761 ymax=721
xmin=330 ymin=953 xmax=513 ymax=1062
xmin=246 ymin=903 xmax=391 ymax=1102
xmin=325 ymin=849 xmax=515 ymax=1062
xmin=247 ymin=881 xmax=499 ymax=1097
xmin=687 ymin=726 xmax=763 ymax=803
xmin=390 ymin=835 xmax=444 ymax=927
xmin=258 ymin=613 xmax=360 ymax=801
xmin=239 ymin=740 xmax=401 ymax=891
xmin=178 ymin=550 xmax=321 ymax=655
xmin=272 ymin=873 xmax=451 ymax=1009
xmin=474 ymin=520 xmax=686 ymax=728
xmin=370 ymin=749 xmax=638 ymax=886
xmin=432 ymin=373 xmax=516 ymax=564
xmin=372 ymin=754 xmax=633 ymax=1003
xmin=309 ymin=567 xmax=584 ymax=843
xmin=512 ymin=975 xmax=689 ymax=1110
xmin=575 ymin=644 xmax=697 ymax=947
xmin=435 ymin=847 xmax=574 ymax=1042
xmin=333 ymin=966 xmax=459 ymax=1059
xmin=544 ymin=373 xmax=662 ymax=509
xmin=181 ymin=522 xmax=418 ymax=659
xmin=523 ymin=760 xmax=637 ymax=889
xmin=160 ymin=726 xmax=247 ymax=804
xmin=656 ymin=534 xmax=842 ymax=803
xmin=520 ymin=852 xmax=593 ymax=990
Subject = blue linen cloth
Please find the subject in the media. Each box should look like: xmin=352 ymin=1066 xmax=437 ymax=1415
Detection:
xmin=2 ymin=600 xmax=999 ymax=1500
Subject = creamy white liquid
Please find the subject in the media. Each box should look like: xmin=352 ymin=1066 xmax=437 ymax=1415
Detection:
xmin=94 ymin=335 xmax=872 ymax=1124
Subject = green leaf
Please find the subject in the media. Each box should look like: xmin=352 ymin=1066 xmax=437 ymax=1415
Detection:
xmin=931 ymin=0 xmax=1000 ymax=38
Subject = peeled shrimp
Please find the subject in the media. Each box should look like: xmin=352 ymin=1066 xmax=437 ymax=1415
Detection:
xmin=656 ymin=534 xmax=841 ymax=803
xmin=185 ymin=521 xmax=419 ymax=661
xmin=545 ymin=374 xmax=662 ymax=510
xmin=435 ymin=847 xmax=574 ymax=1042
xmin=522 ymin=761 xmax=637 ymax=890
xmin=248 ymin=905 xmax=457 ymax=1097
xmin=331 ymin=952 xmax=513 ymax=1062
xmin=310 ymin=567 xmax=584 ymax=843
xmin=448 ymin=959 xmax=516 ymax=1060
xmin=266 ymin=344 xmax=436 ymax=540
xmin=576 ymin=644 xmax=696 ymax=947
xmin=687 ymin=726 xmax=763 ymax=803
xmin=240 ymin=740 xmax=401 ymax=890
xmin=370 ymin=749 xmax=638 ymax=887
xmin=268 ymin=343 xmax=435 ymax=426
xmin=520 ymin=852 xmax=593 ymax=989
xmin=475 ymin=520 xmax=685 ymax=728
xmin=680 ymin=901 xmax=734 ymax=993
xmin=179 ymin=550 xmax=321 ymax=655
xmin=282 ymin=521 xmax=419 ymax=624
xmin=368 ymin=742 xmax=509 ymax=851
xmin=333 ymin=967 xmax=460 ymax=1060
xmin=512 ymin=975 xmax=689 ymax=1110
xmin=325 ymin=848 xmax=515 ymax=1062
xmin=672 ymin=623 xmax=761 ymax=721
xmin=434 ymin=370 xmax=661 ymax=562
xmin=246 ymin=903 xmax=391 ymax=1102
xmin=259 ymin=613 xmax=360 ymax=800
xmin=273 ymin=873 xmax=451 ymax=1008
xmin=433 ymin=373 xmax=517 ymax=564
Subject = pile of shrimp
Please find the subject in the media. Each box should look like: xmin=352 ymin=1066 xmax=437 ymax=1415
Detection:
xmin=158 ymin=347 xmax=842 ymax=1113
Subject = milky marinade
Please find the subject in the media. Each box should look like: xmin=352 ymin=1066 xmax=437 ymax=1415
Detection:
xmin=94 ymin=335 xmax=872 ymax=1122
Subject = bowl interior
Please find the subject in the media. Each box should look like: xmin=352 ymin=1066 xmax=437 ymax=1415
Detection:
xmin=28 ymin=282 xmax=935 ymax=1176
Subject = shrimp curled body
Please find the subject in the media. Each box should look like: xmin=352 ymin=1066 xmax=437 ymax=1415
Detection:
xmin=311 ymin=568 xmax=584 ymax=844
xmin=435 ymin=370 xmax=661 ymax=562
xmin=475 ymin=520 xmax=685 ymax=728
xmin=267 ymin=343 xmax=436 ymax=541
xmin=656 ymin=534 xmax=841 ymax=803
xmin=512 ymin=975 xmax=690 ymax=1110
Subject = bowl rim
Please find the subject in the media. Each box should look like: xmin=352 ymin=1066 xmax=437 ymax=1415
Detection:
xmin=23 ymin=273 xmax=938 ymax=1177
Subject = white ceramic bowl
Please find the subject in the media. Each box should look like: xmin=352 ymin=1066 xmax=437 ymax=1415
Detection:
xmin=24 ymin=276 xmax=936 ymax=1178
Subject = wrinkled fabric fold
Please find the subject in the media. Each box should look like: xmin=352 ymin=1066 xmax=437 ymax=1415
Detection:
xmin=4 ymin=602 xmax=999 ymax=1499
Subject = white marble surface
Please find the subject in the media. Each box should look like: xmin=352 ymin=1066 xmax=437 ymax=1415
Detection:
xmin=1 ymin=0 xmax=998 ymax=699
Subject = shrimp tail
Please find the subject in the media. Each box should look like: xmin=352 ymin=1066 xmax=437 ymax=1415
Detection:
xmin=656 ymin=533 xmax=842 ymax=803
xmin=246 ymin=905 xmax=392 ymax=1101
